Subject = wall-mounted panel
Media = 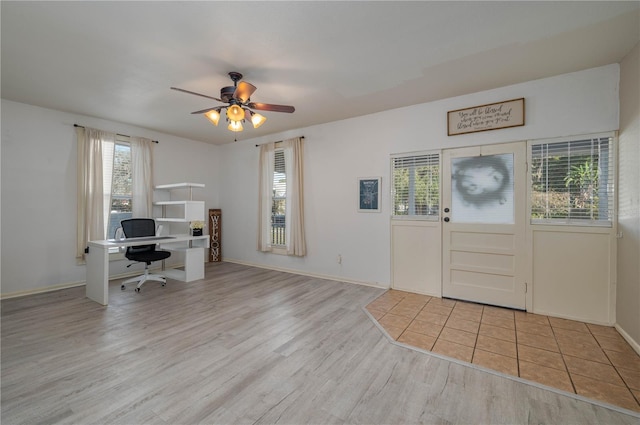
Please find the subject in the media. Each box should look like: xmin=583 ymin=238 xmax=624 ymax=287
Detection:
xmin=532 ymin=227 xmax=614 ymax=324
xmin=391 ymin=220 xmax=441 ymax=296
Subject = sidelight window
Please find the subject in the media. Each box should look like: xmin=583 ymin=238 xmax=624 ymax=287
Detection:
xmin=530 ymin=133 xmax=614 ymax=226
xmin=392 ymin=152 xmax=440 ymax=219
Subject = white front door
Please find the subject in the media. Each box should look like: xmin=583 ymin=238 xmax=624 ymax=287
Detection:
xmin=442 ymin=142 xmax=527 ymax=309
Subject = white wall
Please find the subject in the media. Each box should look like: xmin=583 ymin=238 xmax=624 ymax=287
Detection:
xmin=617 ymin=43 xmax=640 ymax=346
xmin=0 ymin=64 xmax=624 ymax=310
xmin=1 ymin=100 xmax=220 ymax=296
xmin=218 ymin=64 xmax=620 ymax=288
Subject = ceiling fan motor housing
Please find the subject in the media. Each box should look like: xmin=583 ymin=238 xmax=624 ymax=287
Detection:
xmin=220 ymin=86 xmax=236 ymax=103
xmin=221 ymin=71 xmax=245 ymax=103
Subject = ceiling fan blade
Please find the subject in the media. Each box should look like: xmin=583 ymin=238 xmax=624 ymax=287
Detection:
xmin=171 ymin=87 xmax=222 ymax=102
xmin=190 ymin=107 xmax=220 ymax=115
xmin=234 ymin=81 xmax=257 ymax=103
xmin=247 ymin=102 xmax=295 ymax=113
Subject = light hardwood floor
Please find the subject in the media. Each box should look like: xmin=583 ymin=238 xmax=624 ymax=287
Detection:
xmin=2 ymin=262 xmax=639 ymax=424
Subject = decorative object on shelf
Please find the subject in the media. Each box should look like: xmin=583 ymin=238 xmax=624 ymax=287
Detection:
xmin=171 ymin=72 xmax=294 ymax=134
xmin=447 ymin=98 xmax=525 ymax=136
xmin=209 ymin=209 xmax=222 ymax=262
xmin=190 ymin=220 xmax=204 ymax=236
xmin=358 ymin=177 xmax=381 ymax=213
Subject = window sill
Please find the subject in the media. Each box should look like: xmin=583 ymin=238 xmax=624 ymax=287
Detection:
xmin=391 ymin=215 xmax=440 ymax=221
xmin=271 ymin=246 xmax=288 ymax=256
xmin=530 ymin=219 xmax=612 ymax=228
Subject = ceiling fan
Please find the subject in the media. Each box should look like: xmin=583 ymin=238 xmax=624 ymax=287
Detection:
xmin=171 ymin=72 xmax=295 ymax=133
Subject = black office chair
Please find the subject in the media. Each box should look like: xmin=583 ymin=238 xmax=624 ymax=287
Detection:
xmin=120 ymin=218 xmax=171 ymax=292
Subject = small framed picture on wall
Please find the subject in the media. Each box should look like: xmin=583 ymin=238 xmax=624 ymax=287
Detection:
xmin=358 ymin=177 xmax=381 ymax=212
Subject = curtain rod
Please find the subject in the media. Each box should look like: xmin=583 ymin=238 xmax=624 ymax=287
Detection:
xmin=74 ymin=124 xmax=159 ymax=144
xmin=255 ymin=136 xmax=304 ymax=147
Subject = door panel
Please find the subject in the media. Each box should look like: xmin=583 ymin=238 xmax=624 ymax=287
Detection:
xmin=442 ymin=143 xmax=526 ymax=309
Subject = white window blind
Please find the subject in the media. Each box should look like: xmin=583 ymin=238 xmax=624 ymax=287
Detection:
xmin=530 ymin=134 xmax=614 ymax=225
xmin=271 ymin=148 xmax=286 ymax=245
xmin=392 ymin=153 xmax=440 ymax=219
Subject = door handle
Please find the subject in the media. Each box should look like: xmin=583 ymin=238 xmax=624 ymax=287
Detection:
xmin=444 ymin=217 xmax=450 ymax=222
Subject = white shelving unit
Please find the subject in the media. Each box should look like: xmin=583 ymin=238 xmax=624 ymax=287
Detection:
xmin=154 ymin=183 xmax=205 ymax=224
xmin=153 ymin=182 xmax=207 ymax=282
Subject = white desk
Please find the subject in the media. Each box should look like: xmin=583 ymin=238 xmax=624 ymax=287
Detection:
xmin=86 ymin=234 xmax=209 ymax=305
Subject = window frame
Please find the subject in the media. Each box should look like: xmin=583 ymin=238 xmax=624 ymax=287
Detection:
xmin=390 ymin=150 xmax=441 ymax=221
xmin=527 ymin=132 xmax=616 ymax=228
xmin=108 ymin=140 xmax=133 ymax=237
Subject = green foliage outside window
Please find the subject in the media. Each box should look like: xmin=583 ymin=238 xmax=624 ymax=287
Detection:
xmin=393 ymin=157 xmax=439 ymax=217
xmin=530 ymin=136 xmax=611 ymax=223
xmin=565 ymin=160 xmax=599 ymax=211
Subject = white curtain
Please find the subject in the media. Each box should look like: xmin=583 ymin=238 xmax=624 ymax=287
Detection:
xmin=257 ymin=142 xmax=275 ymax=251
xmin=257 ymin=138 xmax=306 ymax=256
xmin=282 ymin=137 xmax=306 ymax=256
xmin=76 ymin=126 xmax=116 ymax=262
xmin=102 ymin=141 xmax=115 ymax=236
xmin=131 ymin=137 xmax=154 ymax=218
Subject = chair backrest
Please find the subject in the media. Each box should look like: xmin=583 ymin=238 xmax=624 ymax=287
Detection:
xmin=121 ymin=218 xmax=157 ymax=256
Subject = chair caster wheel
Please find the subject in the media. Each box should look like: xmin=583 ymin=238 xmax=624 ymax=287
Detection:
xmin=135 ymin=288 xmax=141 ymax=293
xmin=162 ymin=283 xmax=166 ymax=287
xmin=121 ymin=285 xmax=125 ymax=290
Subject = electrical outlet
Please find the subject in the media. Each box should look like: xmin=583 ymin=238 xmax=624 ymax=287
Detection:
xmin=337 ymin=254 xmax=342 ymax=264
xmin=616 ymin=232 xmax=623 ymax=239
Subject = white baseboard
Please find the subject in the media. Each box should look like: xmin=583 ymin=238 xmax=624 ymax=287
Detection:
xmin=0 ymin=280 xmax=86 ymax=300
xmin=530 ymin=308 xmax=615 ymax=327
xmin=2 ymin=260 xmax=385 ymax=301
xmin=222 ymin=258 xmax=389 ymax=290
xmin=0 ymin=264 xmax=186 ymax=300
xmin=615 ymin=324 xmax=640 ymax=356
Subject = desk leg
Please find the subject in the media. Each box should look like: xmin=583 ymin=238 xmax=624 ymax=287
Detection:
xmin=184 ymin=247 xmax=205 ymax=281
xmin=86 ymin=246 xmax=109 ymax=305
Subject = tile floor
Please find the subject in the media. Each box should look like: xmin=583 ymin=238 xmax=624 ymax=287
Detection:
xmin=366 ymin=289 xmax=640 ymax=413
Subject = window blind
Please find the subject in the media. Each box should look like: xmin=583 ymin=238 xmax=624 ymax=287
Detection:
xmin=392 ymin=153 xmax=440 ymax=219
xmin=271 ymin=149 xmax=287 ymax=245
xmin=530 ymin=134 xmax=614 ymax=225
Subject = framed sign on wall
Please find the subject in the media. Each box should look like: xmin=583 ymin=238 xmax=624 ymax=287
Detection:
xmin=358 ymin=177 xmax=381 ymax=212
xmin=448 ymin=98 xmax=525 ymax=136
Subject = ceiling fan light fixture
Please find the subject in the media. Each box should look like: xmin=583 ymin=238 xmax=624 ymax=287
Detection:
xmin=228 ymin=120 xmax=243 ymax=132
xmin=226 ymin=104 xmax=245 ymax=121
xmin=173 ymin=71 xmax=295 ymax=134
xmin=204 ymin=109 xmax=220 ymax=126
xmin=251 ymin=112 xmax=267 ymax=128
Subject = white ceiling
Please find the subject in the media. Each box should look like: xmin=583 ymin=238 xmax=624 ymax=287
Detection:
xmin=2 ymin=1 xmax=639 ymax=145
